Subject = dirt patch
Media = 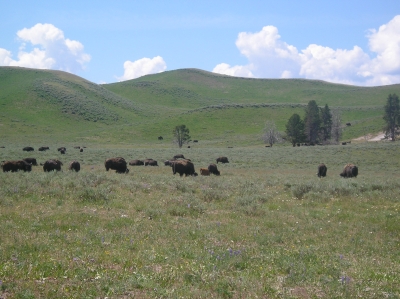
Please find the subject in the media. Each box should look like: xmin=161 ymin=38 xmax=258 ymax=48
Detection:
xmin=353 ymin=132 xmax=386 ymax=142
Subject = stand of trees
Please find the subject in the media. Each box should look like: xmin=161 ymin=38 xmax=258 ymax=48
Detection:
xmin=286 ymin=101 xmax=340 ymax=146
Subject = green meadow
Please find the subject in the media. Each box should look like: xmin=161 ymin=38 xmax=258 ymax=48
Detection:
xmin=1 ymin=66 xmax=400 ymax=298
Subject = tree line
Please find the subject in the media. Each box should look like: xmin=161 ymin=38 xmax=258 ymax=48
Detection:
xmin=264 ymin=93 xmax=400 ymax=147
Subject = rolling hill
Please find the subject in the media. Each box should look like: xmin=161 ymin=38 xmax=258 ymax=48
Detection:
xmin=1 ymin=66 xmax=399 ymax=146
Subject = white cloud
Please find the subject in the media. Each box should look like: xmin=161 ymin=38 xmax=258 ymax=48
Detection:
xmin=0 ymin=23 xmax=90 ymax=73
xmin=118 ymin=56 xmax=167 ymax=81
xmin=213 ymin=15 xmax=400 ymax=86
xmin=212 ymin=63 xmax=254 ymax=77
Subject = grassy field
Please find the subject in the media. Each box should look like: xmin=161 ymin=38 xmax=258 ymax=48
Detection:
xmin=1 ymin=141 xmax=399 ymax=298
xmin=1 ymin=66 xmax=399 ymax=145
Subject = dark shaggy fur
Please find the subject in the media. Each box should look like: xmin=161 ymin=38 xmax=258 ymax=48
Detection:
xmin=2 ymin=160 xmax=32 ymax=172
xmin=69 ymin=161 xmax=80 ymax=172
xmin=208 ymin=163 xmax=220 ymax=175
xmin=105 ymin=157 xmax=129 ymax=173
xmin=317 ymin=163 xmax=327 ymax=178
xmin=216 ymin=156 xmax=229 ymax=164
xmin=340 ymin=163 xmax=358 ymax=178
xmin=43 ymin=159 xmax=63 ymax=172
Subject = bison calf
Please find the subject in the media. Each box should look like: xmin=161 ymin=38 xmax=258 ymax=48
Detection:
xmin=200 ymin=168 xmax=210 ymax=176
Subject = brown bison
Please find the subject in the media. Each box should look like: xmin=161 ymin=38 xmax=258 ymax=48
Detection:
xmin=69 ymin=161 xmax=80 ymax=172
xmin=105 ymin=157 xmax=129 ymax=173
xmin=80 ymin=148 xmax=83 ymax=152
xmin=38 ymin=146 xmax=50 ymax=151
xmin=57 ymin=147 xmax=66 ymax=152
xmin=340 ymin=164 xmax=358 ymax=178
xmin=23 ymin=158 xmax=38 ymax=166
xmin=200 ymin=168 xmax=210 ymax=176
xmin=216 ymin=156 xmax=229 ymax=164
xmin=171 ymin=160 xmax=197 ymax=177
xmin=2 ymin=160 xmax=32 ymax=172
xmin=43 ymin=159 xmax=63 ymax=172
xmin=208 ymin=163 xmax=220 ymax=175
xmin=144 ymin=159 xmax=158 ymax=166
xmin=317 ymin=163 xmax=327 ymax=178
xmin=129 ymin=159 xmax=145 ymax=166
xmin=23 ymin=146 xmax=34 ymax=152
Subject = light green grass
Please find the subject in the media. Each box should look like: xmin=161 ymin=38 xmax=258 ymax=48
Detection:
xmin=1 ymin=67 xmax=398 ymax=145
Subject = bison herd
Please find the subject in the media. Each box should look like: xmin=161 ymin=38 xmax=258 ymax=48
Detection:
xmin=1 ymin=147 xmax=359 ymax=179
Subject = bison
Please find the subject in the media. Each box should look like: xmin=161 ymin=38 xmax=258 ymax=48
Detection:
xmin=38 ymin=146 xmax=49 ymax=151
xmin=158 ymin=136 xmax=163 ymax=140
xmin=164 ymin=160 xmax=175 ymax=166
xmin=69 ymin=161 xmax=80 ymax=172
xmin=23 ymin=146 xmax=34 ymax=152
xmin=80 ymin=148 xmax=83 ymax=152
xmin=129 ymin=159 xmax=145 ymax=166
xmin=144 ymin=159 xmax=158 ymax=166
xmin=200 ymin=168 xmax=210 ymax=176
xmin=43 ymin=159 xmax=63 ymax=172
xmin=23 ymin=158 xmax=38 ymax=166
xmin=171 ymin=160 xmax=196 ymax=177
xmin=2 ymin=160 xmax=32 ymax=172
xmin=216 ymin=156 xmax=229 ymax=164
xmin=317 ymin=163 xmax=327 ymax=178
xmin=208 ymin=163 xmax=220 ymax=175
xmin=57 ymin=147 xmax=66 ymax=152
xmin=340 ymin=164 xmax=358 ymax=178
xmin=105 ymin=157 xmax=129 ymax=173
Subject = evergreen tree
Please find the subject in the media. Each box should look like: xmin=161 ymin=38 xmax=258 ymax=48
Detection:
xmin=320 ymin=104 xmax=332 ymax=142
xmin=304 ymin=100 xmax=321 ymax=144
xmin=383 ymin=94 xmax=400 ymax=141
xmin=285 ymin=113 xmax=305 ymax=146
xmin=173 ymin=125 xmax=191 ymax=148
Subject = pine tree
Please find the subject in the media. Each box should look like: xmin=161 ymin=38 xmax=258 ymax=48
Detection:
xmin=383 ymin=93 xmax=400 ymax=141
xmin=304 ymin=100 xmax=321 ymax=144
xmin=320 ymin=104 xmax=332 ymax=143
xmin=285 ymin=113 xmax=305 ymax=146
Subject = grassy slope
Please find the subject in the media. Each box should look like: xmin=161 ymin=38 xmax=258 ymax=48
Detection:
xmin=1 ymin=67 xmax=400 ymax=145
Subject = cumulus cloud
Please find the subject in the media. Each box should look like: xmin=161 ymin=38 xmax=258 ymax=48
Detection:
xmin=118 ymin=56 xmax=167 ymax=81
xmin=0 ymin=23 xmax=90 ymax=73
xmin=213 ymin=15 xmax=400 ymax=86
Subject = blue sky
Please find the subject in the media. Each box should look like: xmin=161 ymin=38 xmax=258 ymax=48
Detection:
xmin=1 ymin=0 xmax=400 ymax=86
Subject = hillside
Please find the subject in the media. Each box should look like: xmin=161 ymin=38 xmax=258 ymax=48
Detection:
xmin=1 ymin=66 xmax=399 ymax=145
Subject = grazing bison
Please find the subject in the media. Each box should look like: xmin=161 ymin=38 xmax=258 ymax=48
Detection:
xmin=200 ymin=168 xmax=210 ymax=176
xmin=43 ymin=159 xmax=63 ymax=172
xmin=158 ymin=136 xmax=163 ymax=140
xmin=145 ymin=159 xmax=158 ymax=166
xmin=346 ymin=123 xmax=351 ymax=126
xmin=80 ymin=148 xmax=83 ymax=152
xmin=193 ymin=140 xmax=198 ymax=143
xmin=74 ymin=146 xmax=80 ymax=149
xmin=216 ymin=156 xmax=229 ymax=164
xmin=38 ymin=146 xmax=50 ymax=151
xmin=69 ymin=161 xmax=80 ymax=172
xmin=57 ymin=147 xmax=66 ymax=152
xmin=23 ymin=158 xmax=38 ymax=166
xmin=60 ymin=149 xmax=66 ymax=154
xmin=23 ymin=146 xmax=34 ymax=152
xmin=340 ymin=163 xmax=358 ymax=178
xmin=129 ymin=159 xmax=145 ymax=166
xmin=171 ymin=160 xmax=196 ymax=177
xmin=208 ymin=163 xmax=220 ymax=176
xmin=317 ymin=163 xmax=327 ymax=178
xmin=173 ymin=154 xmax=185 ymax=160
xmin=2 ymin=160 xmax=32 ymax=172
xmin=105 ymin=157 xmax=129 ymax=173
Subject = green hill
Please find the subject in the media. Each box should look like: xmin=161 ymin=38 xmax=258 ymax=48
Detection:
xmin=1 ymin=66 xmax=399 ymax=146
